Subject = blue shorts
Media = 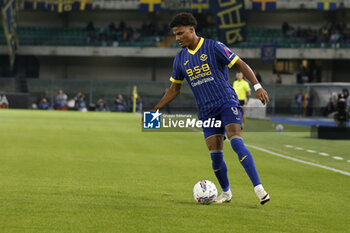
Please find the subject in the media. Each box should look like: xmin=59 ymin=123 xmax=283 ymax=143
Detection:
xmin=202 ymin=103 xmax=243 ymax=139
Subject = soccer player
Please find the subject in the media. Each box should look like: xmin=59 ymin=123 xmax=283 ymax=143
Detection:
xmin=151 ymin=13 xmax=270 ymax=204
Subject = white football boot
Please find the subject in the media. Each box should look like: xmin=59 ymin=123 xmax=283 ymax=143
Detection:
xmin=214 ymin=189 xmax=232 ymax=204
xmin=254 ymin=184 xmax=270 ymax=205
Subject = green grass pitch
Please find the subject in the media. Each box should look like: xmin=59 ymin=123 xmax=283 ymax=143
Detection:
xmin=0 ymin=110 xmax=349 ymax=233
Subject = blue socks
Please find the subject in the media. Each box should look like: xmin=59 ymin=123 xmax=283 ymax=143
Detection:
xmin=210 ymin=151 xmax=230 ymax=192
xmin=230 ymin=137 xmax=261 ymax=187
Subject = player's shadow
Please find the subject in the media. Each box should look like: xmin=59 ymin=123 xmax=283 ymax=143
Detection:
xmin=168 ymin=199 xmax=194 ymax=205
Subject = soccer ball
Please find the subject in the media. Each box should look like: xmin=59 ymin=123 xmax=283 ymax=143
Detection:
xmin=193 ymin=180 xmax=218 ymax=204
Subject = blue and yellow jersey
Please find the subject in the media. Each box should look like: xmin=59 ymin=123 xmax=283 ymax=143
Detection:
xmin=170 ymin=37 xmax=240 ymax=120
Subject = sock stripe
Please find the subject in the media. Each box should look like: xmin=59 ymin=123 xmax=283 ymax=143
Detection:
xmin=210 ymin=150 xmax=223 ymax=153
xmin=229 ymin=135 xmax=243 ymax=141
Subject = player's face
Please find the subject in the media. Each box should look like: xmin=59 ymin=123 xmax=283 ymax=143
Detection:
xmin=236 ymin=73 xmax=243 ymax=80
xmin=172 ymin=26 xmax=194 ymax=48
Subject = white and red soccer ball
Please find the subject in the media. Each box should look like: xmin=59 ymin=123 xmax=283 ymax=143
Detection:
xmin=193 ymin=180 xmax=217 ymax=204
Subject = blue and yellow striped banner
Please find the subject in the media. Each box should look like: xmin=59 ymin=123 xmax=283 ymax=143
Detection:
xmin=192 ymin=0 xmax=208 ymax=13
xmin=317 ymin=0 xmax=337 ymax=11
xmin=210 ymin=0 xmax=246 ymax=45
xmin=23 ymin=0 xmax=93 ymax=13
xmin=139 ymin=0 xmax=161 ymax=12
xmin=1 ymin=0 xmax=19 ymax=70
xmin=252 ymin=0 xmax=276 ymax=11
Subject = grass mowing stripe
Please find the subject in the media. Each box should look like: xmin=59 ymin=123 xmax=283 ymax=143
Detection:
xmin=246 ymin=144 xmax=350 ymax=177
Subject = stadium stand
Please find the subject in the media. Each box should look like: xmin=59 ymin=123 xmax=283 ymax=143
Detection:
xmin=0 ymin=0 xmax=349 ymax=119
xmin=1 ymin=26 xmax=349 ymax=48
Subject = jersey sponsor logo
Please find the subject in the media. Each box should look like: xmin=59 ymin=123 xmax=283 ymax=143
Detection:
xmin=191 ymin=77 xmax=214 ymax=87
xmin=200 ymin=54 xmax=208 ymax=61
xmin=186 ymin=63 xmax=212 ymax=81
xmin=184 ymin=60 xmax=189 ymax=65
xmin=143 ymin=110 xmax=161 ymax=129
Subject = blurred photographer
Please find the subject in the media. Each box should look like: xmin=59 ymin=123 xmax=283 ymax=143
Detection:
xmin=334 ymin=89 xmax=349 ymax=127
xmin=343 ymin=89 xmax=350 ymax=113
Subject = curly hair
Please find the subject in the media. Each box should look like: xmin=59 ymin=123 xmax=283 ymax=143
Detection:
xmin=169 ymin=12 xmax=198 ymax=28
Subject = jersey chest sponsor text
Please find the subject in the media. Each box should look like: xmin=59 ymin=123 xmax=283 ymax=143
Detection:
xmin=185 ymin=63 xmax=212 ymax=81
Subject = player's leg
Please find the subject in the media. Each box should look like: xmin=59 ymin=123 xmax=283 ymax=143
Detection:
xmin=239 ymin=100 xmax=246 ymax=125
xmin=203 ymin=127 xmax=232 ymax=203
xmin=222 ymin=107 xmax=270 ymax=205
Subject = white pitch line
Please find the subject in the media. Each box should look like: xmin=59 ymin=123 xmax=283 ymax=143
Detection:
xmin=284 ymin=145 xmax=294 ymax=148
xmin=306 ymin=150 xmax=316 ymax=153
xmin=347 ymin=160 xmax=350 ymax=163
xmin=332 ymin=156 xmax=344 ymax=160
xmin=295 ymin=147 xmax=304 ymax=150
xmin=246 ymin=144 xmax=350 ymax=177
xmin=319 ymin=152 xmax=329 ymax=156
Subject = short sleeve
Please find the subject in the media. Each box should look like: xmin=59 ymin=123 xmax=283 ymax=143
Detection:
xmin=245 ymin=82 xmax=251 ymax=92
xmin=169 ymin=54 xmax=184 ymax=84
xmin=214 ymin=41 xmax=239 ymax=69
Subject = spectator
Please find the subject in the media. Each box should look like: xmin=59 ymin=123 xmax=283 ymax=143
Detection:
xmin=305 ymin=88 xmax=315 ymax=117
xmin=75 ymin=92 xmax=87 ymax=112
xmin=281 ymin=21 xmax=290 ymax=35
xmin=279 ymin=21 xmax=350 ymax=45
xmin=86 ymin=21 xmax=96 ymax=43
xmin=108 ymin=22 xmax=116 ymax=33
xmin=55 ymin=89 xmax=67 ymax=110
xmin=122 ymin=26 xmax=133 ymax=41
xmin=296 ymin=26 xmax=303 ymax=37
xmin=342 ymin=89 xmax=350 ymax=113
xmin=295 ymin=90 xmax=303 ymax=117
xmin=113 ymin=94 xmax=126 ymax=112
xmin=38 ymin=98 xmax=50 ymax=110
xmin=87 ymin=21 xmax=95 ymax=32
xmin=97 ymin=28 xmax=108 ymax=42
xmin=323 ymin=93 xmax=337 ymax=117
xmin=304 ymin=27 xmax=317 ymax=43
xmin=330 ymin=30 xmax=341 ymax=43
xmin=119 ymin=20 xmax=126 ymax=32
xmin=96 ymin=98 xmax=108 ymax=112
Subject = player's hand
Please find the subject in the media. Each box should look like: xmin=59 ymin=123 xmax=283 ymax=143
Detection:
xmin=256 ymin=88 xmax=270 ymax=105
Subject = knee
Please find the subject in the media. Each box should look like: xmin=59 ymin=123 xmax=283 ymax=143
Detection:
xmin=205 ymin=135 xmax=224 ymax=151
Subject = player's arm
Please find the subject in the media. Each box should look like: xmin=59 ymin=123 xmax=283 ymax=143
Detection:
xmin=151 ymin=82 xmax=182 ymax=111
xmin=235 ymin=58 xmax=269 ymax=105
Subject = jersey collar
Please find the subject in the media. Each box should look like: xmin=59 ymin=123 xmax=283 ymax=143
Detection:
xmin=187 ymin=37 xmax=204 ymax=55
